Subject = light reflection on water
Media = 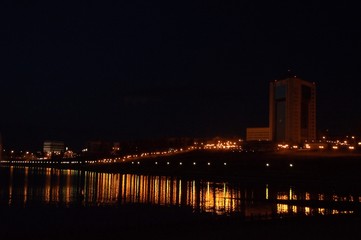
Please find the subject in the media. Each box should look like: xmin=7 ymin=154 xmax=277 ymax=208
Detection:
xmin=0 ymin=166 xmax=358 ymax=218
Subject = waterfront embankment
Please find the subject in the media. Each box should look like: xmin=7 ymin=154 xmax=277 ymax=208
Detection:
xmin=3 ymin=150 xmax=361 ymax=186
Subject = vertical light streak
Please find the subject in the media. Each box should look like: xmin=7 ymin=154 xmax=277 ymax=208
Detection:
xmin=154 ymin=176 xmax=159 ymax=204
xmin=66 ymin=169 xmax=72 ymax=204
xmin=8 ymin=166 xmax=13 ymax=205
xmin=192 ymin=180 xmax=196 ymax=207
xmin=289 ymin=187 xmax=292 ymax=200
xmin=265 ymin=184 xmax=269 ymax=200
xmin=45 ymin=168 xmax=51 ymax=203
xmin=178 ymin=179 xmax=182 ymax=206
xmin=24 ymin=167 xmax=28 ymax=205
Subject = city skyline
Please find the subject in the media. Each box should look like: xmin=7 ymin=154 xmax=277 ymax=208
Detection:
xmin=1 ymin=1 xmax=361 ymax=150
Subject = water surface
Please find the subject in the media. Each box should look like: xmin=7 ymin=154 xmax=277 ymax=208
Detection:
xmin=0 ymin=166 xmax=358 ymax=219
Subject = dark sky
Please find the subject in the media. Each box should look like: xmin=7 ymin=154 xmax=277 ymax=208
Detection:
xmin=1 ymin=1 xmax=361 ymax=151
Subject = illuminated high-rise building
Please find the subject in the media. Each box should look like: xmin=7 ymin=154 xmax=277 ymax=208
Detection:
xmin=269 ymin=76 xmax=316 ymax=144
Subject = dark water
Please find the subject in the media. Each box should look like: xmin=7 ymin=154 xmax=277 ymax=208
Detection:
xmin=0 ymin=166 xmax=359 ymax=219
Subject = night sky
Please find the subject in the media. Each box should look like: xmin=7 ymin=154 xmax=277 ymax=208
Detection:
xmin=1 ymin=1 xmax=361 ymax=151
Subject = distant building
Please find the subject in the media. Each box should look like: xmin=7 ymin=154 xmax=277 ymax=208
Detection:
xmin=246 ymin=127 xmax=270 ymax=141
xmin=269 ymin=76 xmax=316 ymax=144
xmin=43 ymin=141 xmax=64 ymax=157
xmin=84 ymin=141 xmax=114 ymax=157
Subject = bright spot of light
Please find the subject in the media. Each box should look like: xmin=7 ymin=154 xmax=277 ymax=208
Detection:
xmin=266 ymin=184 xmax=269 ymax=200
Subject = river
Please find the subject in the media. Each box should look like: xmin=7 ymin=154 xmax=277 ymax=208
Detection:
xmin=0 ymin=166 xmax=358 ymax=219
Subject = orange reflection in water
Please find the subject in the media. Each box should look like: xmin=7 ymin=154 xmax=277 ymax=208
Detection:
xmin=86 ymin=174 xmax=239 ymax=215
xmin=23 ymin=167 xmax=28 ymax=205
xmin=200 ymin=182 xmax=237 ymax=214
xmin=1 ymin=167 xmax=359 ymax=218
xmin=9 ymin=166 xmax=13 ymax=205
xmin=44 ymin=168 xmax=51 ymax=203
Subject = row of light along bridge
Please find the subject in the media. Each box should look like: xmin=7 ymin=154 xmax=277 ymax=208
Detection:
xmin=0 ymin=157 xmax=295 ymax=169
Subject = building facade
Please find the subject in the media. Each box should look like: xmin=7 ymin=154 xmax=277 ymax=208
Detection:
xmin=269 ymin=77 xmax=316 ymax=144
xmin=43 ymin=141 xmax=64 ymax=157
xmin=246 ymin=127 xmax=270 ymax=141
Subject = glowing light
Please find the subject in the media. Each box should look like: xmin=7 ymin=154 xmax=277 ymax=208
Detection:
xmin=207 ymin=162 xmax=211 ymax=166
xmin=305 ymin=207 xmax=310 ymax=215
xmin=179 ymin=162 xmax=182 ymax=165
xmin=265 ymin=184 xmax=269 ymax=200
xmin=193 ymin=162 xmax=196 ymax=165
xmin=305 ymin=192 xmax=310 ymax=200
xmin=349 ymin=146 xmax=355 ymax=150
xmin=278 ymin=144 xmax=289 ymax=149
xmin=266 ymin=163 xmax=269 ymax=167
xmin=167 ymin=162 xmax=170 ymax=165
xmin=318 ymin=208 xmax=326 ymax=215
xmin=332 ymin=146 xmax=338 ymax=149
xmin=224 ymin=162 xmax=227 ymax=166
xmin=277 ymin=204 xmax=288 ymax=214
xmin=289 ymin=163 xmax=293 ymax=167
xmin=318 ymin=194 xmax=324 ymax=201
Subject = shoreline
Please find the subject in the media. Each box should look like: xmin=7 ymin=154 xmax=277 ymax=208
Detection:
xmin=1 ymin=151 xmax=361 ymax=239
xmin=2 ymin=150 xmax=361 ymax=185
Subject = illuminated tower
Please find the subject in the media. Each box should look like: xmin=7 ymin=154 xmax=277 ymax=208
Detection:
xmin=269 ymin=76 xmax=316 ymax=144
